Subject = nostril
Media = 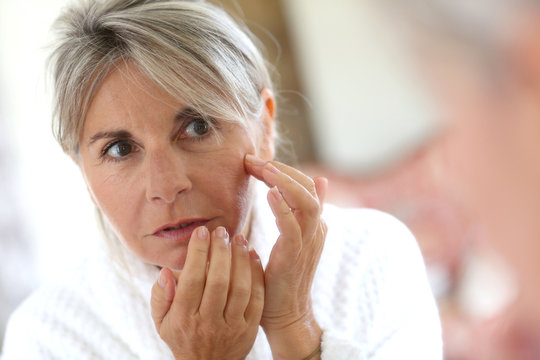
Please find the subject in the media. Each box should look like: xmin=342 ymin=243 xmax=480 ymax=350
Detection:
xmin=144 ymin=153 xmax=191 ymax=203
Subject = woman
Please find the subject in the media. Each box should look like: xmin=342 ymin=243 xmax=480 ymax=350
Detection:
xmin=3 ymin=0 xmax=441 ymax=358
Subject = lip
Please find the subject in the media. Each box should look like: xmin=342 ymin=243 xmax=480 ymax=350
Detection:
xmin=152 ymin=218 xmax=210 ymax=242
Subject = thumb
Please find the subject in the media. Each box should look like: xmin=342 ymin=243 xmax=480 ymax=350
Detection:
xmin=151 ymin=267 xmax=176 ymax=331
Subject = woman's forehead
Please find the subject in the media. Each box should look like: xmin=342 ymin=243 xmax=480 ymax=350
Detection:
xmin=83 ymin=65 xmax=184 ymax=130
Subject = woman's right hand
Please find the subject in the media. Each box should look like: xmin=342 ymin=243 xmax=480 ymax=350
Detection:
xmin=151 ymin=226 xmax=265 ymax=360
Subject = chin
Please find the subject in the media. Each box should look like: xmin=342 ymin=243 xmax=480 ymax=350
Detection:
xmin=159 ymin=249 xmax=189 ymax=271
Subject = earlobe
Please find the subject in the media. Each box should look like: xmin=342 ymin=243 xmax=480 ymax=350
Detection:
xmin=258 ymin=88 xmax=276 ymax=161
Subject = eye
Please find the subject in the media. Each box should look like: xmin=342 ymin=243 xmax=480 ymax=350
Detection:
xmin=105 ymin=140 xmax=133 ymax=158
xmin=185 ymin=118 xmax=210 ymax=137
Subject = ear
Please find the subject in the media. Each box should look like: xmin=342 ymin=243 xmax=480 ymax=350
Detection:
xmin=257 ymin=88 xmax=276 ymax=161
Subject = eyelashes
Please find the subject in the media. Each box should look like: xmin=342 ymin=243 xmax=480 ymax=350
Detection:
xmin=172 ymin=113 xmax=218 ymax=142
xmin=100 ymin=138 xmax=136 ymax=162
xmin=98 ymin=115 xmax=219 ymax=163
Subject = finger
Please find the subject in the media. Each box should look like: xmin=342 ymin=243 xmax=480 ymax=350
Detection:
xmin=271 ymin=162 xmax=318 ymax=199
xmin=151 ymin=267 xmax=176 ymax=330
xmin=246 ymin=154 xmax=322 ymax=233
xmin=175 ymin=226 xmax=210 ymax=314
xmin=224 ymin=234 xmax=251 ymax=322
xmin=244 ymin=249 xmax=265 ymax=324
xmin=264 ymin=166 xmax=320 ymax=234
xmin=245 ymin=155 xmax=318 ymax=199
xmin=268 ymin=186 xmax=302 ymax=257
xmin=244 ymin=154 xmax=267 ymax=181
xmin=199 ymin=226 xmax=231 ymax=318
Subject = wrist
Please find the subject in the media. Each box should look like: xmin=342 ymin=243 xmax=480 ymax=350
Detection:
xmin=263 ymin=312 xmax=322 ymax=360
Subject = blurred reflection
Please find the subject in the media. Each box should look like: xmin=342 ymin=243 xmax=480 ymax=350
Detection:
xmin=397 ymin=1 xmax=540 ymax=358
xmin=302 ymin=1 xmax=540 ymax=358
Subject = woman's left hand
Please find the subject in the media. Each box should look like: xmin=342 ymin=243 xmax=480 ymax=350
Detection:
xmin=245 ymin=154 xmax=328 ymax=360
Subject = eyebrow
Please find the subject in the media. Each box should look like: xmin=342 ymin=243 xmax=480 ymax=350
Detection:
xmin=86 ymin=108 xmax=204 ymax=147
xmin=174 ymin=107 xmax=202 ymax=122
xmin=88 ymin=129 xmax=133 ymax=147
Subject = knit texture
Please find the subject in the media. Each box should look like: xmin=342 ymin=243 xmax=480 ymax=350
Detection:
xmin=3 ymin=184 xmax=442 ymax=359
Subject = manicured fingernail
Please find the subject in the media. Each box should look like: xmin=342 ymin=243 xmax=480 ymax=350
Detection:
xmin=158 ymin=269 xmax=167 ymax=288
xmin=234 ymin=234 xmax=248 ymax=247
xmin=216 ymin=226 xmax=228 ymax=240
xmin=198 ymin=226 xmax=208 ymax=240
xmin=246 ymin=154 xmax=266 ymax=167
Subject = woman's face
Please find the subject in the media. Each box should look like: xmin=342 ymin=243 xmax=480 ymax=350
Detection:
xmin=77 ymin=63 xmax=273 ymax=270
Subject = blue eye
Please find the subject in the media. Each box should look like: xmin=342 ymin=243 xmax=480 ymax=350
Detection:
xmin=185 ymin=118 xmax=210 ymax=137
xmin=106 ymin=141 xmax=133 ymax=158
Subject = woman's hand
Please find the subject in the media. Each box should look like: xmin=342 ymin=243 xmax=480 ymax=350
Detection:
xmin=245 ymin=154 xmax=328 ymax=360
xmin=151 ymin=226 xmax=265 ymax=360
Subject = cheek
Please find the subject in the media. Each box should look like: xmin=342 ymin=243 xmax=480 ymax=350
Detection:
xmin=206 ymin=143 xmax=255 ymax=231
xmin=84 ymin=167 xmax=142 ymax=234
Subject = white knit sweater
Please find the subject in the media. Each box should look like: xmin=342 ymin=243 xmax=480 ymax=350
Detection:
xmin=3 ymin=185 xmax=442 ymax=359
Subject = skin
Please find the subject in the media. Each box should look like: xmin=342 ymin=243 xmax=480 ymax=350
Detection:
xmin=76 ymin=62 xmax=328 ymax=359
xmin=78 ymin=63 xmax=269 ymax=270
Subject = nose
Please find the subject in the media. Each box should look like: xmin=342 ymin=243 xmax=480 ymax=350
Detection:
xmin=144 ymin=149 xmax=192 ymax=204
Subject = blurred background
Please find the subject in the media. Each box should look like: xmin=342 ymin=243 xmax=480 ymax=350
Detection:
xmin=2 ymin=0 xmax=540 ymax=358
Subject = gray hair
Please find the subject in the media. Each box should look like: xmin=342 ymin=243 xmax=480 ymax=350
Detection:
xmin=48 ymin=0 xmax=273 ymax=154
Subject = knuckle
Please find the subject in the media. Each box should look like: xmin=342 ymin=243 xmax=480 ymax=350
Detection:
xmin=191 ymin=244 xmax=208 ymax=257
xmin=278 ymin=205 xmax=292 ymax=217
xmin=232 ymin=283 xmax=251 ymax=299
xmin=305 ymin=198 xmax=320 ymax=217
xmin=179 ymin=273 xmax=200 ymax=290
xmin=284 ymin=174 xmax=295 ymax=186
xmin=207 ymin=274 xmax=229 ymax=290
xmin=251 ymin=285 xmax=264 ymax=302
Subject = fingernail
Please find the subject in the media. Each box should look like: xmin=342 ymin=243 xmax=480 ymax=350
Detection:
xmin=158 ymin=269 xmax=167 ymax=288
xmin=198 ymin=226 xmax=208 ymax=240
xmin=216 ymin=226 xmax=228 ymax=240
xmin=246 ymin=154 xmax=266 ymax=167
xmin=234 ymin=234 xmax=248 ymax=247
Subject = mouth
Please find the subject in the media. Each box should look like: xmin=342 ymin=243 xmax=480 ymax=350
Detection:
xmin=153 ymin=219 xmax=210 ymax=242
xmin=164 ymin=222 xmax=196 ymax=231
